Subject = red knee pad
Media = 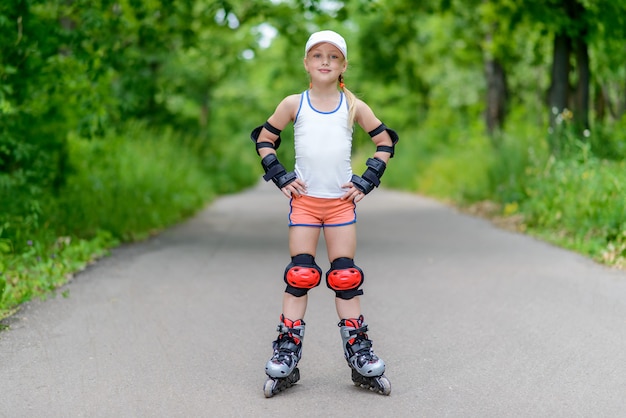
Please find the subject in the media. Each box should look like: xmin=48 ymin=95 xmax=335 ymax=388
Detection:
xmin=284 ymin=254 xmax=322 ymax=297
xmin=326 ymin=257 xmax=364 ymax=300
xmin=286 ymin=265 xmax=321 ymax=288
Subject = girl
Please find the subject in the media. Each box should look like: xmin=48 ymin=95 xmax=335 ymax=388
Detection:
xmin=251 ymin=30 xmax=398 ymax=397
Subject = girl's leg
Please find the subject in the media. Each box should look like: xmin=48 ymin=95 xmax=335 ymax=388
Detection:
xmin=324 ymin=225 xmax=390 ymax=394
xmin=335 ymin=295 xmax=361 ymax=319
xmin=323 ymin=224 xmax=361 ymax=319
xmin=281 ymin=226 xmax=322 ymax=320
xmin=282 ymin=293 xmax=308 ymax=320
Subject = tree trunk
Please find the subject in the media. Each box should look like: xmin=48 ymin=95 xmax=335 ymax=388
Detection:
xmin=547 ymin=31 xmax=572 ymax=155
xmin=482 ymin=15 xmax=508 ymax=146
xmin=548 ymin=32 xmax=571 ymax=128
xmin=619 ymin=71 xmax=626 ymax=119
xmin=594 ymin=82 xmax=606 ymax=122
xmin=484 ymin=58 xmax=507 ymax=140
xmin=573 ymin=38 xmax=590 ymax=132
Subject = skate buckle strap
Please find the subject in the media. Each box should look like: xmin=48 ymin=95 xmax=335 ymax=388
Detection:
xmin=341 ymin=324 xmax=368 ymax=339
xmin=277 ymin=323 xmax=305 ymax=338
xmin=272 ymin=335 xmax=302 ymax=356
xmin=350 ymin=334 xmax=375 ymax=356
xmin=346 ymin=337 xmax=373 ymax=359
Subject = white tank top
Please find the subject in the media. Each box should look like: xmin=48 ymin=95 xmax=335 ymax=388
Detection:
xmin=293 ymin=91 xmax=354 ymax=198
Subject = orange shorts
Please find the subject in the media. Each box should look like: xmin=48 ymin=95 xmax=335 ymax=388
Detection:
xmin=289 ymin=195 xmax=356 ymax=227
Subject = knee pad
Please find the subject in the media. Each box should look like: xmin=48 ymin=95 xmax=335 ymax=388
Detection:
xmin=284 ymin=254 xmax=322 ymax=297
xmin=326 ymin=257 xmax=364 ymax=300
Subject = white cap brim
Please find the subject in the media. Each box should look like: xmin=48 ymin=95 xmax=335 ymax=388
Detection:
xmin=305 ymin=30 xmax=347 ymax=59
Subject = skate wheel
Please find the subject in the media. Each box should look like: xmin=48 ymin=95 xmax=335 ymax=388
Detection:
xmin=376 ymin=375 xmax=391 ymax=396
xmin=290 ymin=367 xmax=301 ymax=384
xmin=263 ymin=379 xmax=276 ymax=398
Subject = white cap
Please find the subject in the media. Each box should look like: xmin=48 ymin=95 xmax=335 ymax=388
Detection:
xmin=305 ymin=30 xmax=347 ymax=59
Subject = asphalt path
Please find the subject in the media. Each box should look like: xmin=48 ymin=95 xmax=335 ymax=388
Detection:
xmin=2 ymin=182 xmax=626 ymax=417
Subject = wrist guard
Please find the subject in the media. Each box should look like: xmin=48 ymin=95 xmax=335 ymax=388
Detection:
xmin=351 ymin=157 xmax=387 ymax=195
xmin=261 ymin=154 xmax=297 ymax=189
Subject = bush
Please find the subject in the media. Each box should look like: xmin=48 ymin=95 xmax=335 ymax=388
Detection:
xmin=385 ymin=111 xmax=495 ymax=203
xmin=521 ymin=151 xmax=626 ymax=263
xmin=49 ymin=123 xmax=215 ymax=241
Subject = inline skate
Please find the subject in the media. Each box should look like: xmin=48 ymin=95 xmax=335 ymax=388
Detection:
xmin=263 ymin=315 xmax=305 ymax=398
xmin=339 ymin=315 xmax=391 ymax=395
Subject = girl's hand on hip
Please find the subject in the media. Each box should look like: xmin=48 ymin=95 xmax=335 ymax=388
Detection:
xmin=281 ymin=179 xmax=307 ymax=198
xmin=341 ymin=182 xmax=365 ymax=203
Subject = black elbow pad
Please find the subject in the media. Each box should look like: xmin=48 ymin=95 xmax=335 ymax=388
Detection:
xmin=368 ymin=123 xmax=399 ymax=157
xmin=251 ymin=121 xmax=282 ymax=155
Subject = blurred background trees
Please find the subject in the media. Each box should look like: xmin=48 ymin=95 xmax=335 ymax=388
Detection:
xmin=1 ymin=0 xmax=625 ymax=269
xmin=2 ymin=0 xmax=625 ymax=179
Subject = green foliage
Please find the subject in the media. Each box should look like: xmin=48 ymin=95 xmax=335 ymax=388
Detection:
xmin=588 ymin=116 xmax=626 ymax=160
xmin=1 ymin=0 xmax=118 ymax=185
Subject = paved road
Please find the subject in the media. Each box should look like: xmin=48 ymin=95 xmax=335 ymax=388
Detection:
xmin=2 ymin=182 xmax=626 ymax=417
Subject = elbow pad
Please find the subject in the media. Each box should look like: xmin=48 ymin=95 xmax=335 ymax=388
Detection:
xmin=351 ymin=157 xmax=387 ymax=195
xmin=368 ymin=123 xmax=399 ymax=157
xmin=251 ymin=121 xmax=282 ymax=155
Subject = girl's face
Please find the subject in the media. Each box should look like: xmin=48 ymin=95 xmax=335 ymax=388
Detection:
xmin=304 ymin=43 xmax=347 ymax=83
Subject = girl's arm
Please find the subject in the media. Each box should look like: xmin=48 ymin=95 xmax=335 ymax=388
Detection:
xmin=255 ymin=94 xmax=307 ymax=198
xmin=355 ymin=99 xmax=394 ymax=164
xmin=341 ymin=100 xmax=398 ymax=202
xmin=256 ymin=94 xmax=300 ymax=159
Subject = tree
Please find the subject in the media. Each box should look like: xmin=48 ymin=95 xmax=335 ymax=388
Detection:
xmin=546 ymin=0 xmax=590 ymax=132
xmin=530 ymin=0 xmax=626 ymax=136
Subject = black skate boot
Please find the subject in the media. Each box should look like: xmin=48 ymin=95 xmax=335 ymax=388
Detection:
xmin=339 ymin=315 xmax=391 ymax=395
xmin=263 ymin=315 xmax=305 ymax=398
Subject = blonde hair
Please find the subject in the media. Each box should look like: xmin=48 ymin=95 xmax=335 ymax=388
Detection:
xmin=339 ymin=73 xmax=357 ymax=128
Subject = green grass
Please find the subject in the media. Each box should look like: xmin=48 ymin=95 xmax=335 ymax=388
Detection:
xmin=0 ymin=231 xmax=116 ymax=319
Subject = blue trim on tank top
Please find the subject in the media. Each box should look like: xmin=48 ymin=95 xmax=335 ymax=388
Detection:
xmin=294 ymin=90 xmax=345 ymax=123
xmin=294 ymin=93 xmax=305 ymax=124
xmin=305 ymin=90 xmax=344 ymax=114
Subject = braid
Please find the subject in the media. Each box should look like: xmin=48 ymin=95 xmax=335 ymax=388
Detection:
xmin=339 ymin=74 xmax=357 ymax=128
